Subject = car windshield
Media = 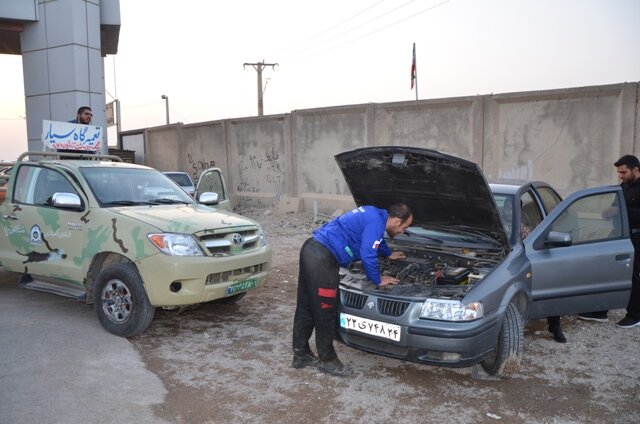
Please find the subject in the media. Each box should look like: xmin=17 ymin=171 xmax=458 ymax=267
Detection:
xmin=165 ymin=172 xmax=193 ymax=187
xmin=81 ymin=167 xmax=195 ymax=206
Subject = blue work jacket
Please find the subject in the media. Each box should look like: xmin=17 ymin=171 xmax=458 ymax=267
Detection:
xmin=313 ymin=206 xmax=392 ymax=285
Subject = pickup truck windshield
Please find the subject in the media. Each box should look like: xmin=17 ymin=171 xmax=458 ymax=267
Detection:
xmin=81 ymin=167 xmax=194 ymax=206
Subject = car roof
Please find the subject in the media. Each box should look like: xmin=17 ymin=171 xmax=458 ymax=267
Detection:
xmin=488 ymin=179 xmax=551 ymax=195
xmin=38 ymin=160 xmax=151 ymax=171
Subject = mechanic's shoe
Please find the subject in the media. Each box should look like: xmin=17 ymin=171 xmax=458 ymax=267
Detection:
xmin=317 ymin=358 xmax=354 ymax=377
xmin=616 ymin=315 xmax=640 ymax=328
xmin=577 ymin=312 xmax=608 ymax=323
xmin=291 ymin=351 xmax=319 ymax=369
xmin=548 ymin=326 xmax=566 ymax=343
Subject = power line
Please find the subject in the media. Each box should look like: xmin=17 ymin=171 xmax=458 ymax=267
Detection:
xmin=278 ymin=0 xmax=387 ymax=58
xmin=303 ymin=0 xmax=451 ymax=59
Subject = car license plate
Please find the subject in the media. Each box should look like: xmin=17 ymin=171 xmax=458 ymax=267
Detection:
xmin=226 ymin=278 xmax=257 ymax=296
xmin=339 ymin=312 xmax=401 ymax=342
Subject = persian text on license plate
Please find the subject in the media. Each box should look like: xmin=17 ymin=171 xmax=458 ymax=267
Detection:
xmin=226 ymin=278 xmax=257 ymax=296
xmin=339 ymin=312 xmax=401 ymax=342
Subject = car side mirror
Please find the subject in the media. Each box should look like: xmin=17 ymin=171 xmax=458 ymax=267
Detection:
xmin=198 ymin=192 xmax=219 ymax=206
xmin=543 ymin=231 xmax=572 ymax=248
xmin=51 ymin=192 xmax=83 ymax=210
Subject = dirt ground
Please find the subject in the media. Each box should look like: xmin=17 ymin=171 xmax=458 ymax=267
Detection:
xmin=131 ymin=207 xmax=640 ymax=424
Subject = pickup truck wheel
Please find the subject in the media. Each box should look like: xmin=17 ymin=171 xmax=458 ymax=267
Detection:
xmin=480 ymin=302 xmax=524 ymax=376
xmin=93 ymin=263 xmax=155 ymax=337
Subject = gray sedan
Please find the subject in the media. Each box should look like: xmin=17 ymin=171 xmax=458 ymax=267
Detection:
xmin=336 ymin=146 xmax=632 ymax=376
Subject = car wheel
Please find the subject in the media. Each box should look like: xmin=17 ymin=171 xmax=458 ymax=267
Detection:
xmin=480 ymin=302 xmax=524 ymax=376
xmin=93 ymin=263 xmax=155 ymax=337
xmin=214 ymin=292 xmax=247 ymax=305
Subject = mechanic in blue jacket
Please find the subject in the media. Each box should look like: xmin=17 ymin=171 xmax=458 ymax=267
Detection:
xmin=291 ymin=203 xmax=413 ymax=377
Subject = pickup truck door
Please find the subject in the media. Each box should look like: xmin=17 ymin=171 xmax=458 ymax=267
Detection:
xmin=524 ymin=185 xmax=633 ymax=319
xmin=0 ymin=164 xmax=86 ymax=284
xmin=195 ymin=168 xmax=230 ymax=210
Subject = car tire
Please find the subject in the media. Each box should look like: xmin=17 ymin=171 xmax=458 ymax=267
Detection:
xmin=93 ymin=263 xmax=155 ymax=337
xmin=214 ymin=292 xmax=247 ymax=305
xmin=480 ymin=302 xmax=524 ymax=376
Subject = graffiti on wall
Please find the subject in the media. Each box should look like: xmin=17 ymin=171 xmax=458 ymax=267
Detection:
xmin=237 ymin=146 xmax=284 ymax=193
xmin=187 ymin=153 xmax=215 ymax=182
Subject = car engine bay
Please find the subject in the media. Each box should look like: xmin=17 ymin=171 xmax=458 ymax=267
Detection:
xmin=339 ymin=243 xmax=504 ymax=300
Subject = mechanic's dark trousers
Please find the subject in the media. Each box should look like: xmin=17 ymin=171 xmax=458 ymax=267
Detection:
xmin=292 ymin=238 xmax=340 ymax=362
xmin=627 ymin=233 xmax=640 ymax=319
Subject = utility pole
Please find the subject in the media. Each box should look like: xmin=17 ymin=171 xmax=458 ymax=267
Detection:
xmin=243 ymin=60 xmax=278 ymax=116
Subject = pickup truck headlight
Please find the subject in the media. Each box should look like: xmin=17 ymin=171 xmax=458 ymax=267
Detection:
xmin=257 ymin=223 xmax=268 ymax=246
xmin=148 ymin=233 xmax=204 ymax=256
xmin=419 ymin=299 xmax=483 ymax=321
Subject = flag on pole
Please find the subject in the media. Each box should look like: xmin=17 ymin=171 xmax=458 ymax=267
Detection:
xmin=410 ymin=42 xmax=417 ymax=90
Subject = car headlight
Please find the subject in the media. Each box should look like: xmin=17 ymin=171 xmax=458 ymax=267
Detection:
xmin=148 ymin=233 xmax=204 ymax=256
xmin=419 ymin=299 xmax=483 ymax=321
xmin=257 ymin=223 xmax=268 ymax=246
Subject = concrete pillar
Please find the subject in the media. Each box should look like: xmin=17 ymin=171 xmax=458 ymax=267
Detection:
xmin=21 ymin=0 xmax=108 ymax=154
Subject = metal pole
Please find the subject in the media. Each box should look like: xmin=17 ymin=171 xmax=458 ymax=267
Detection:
xmin=116 ymin=98 xmax=122 ymax=148
xmin=161 ymin=94 xmax=169 ymax=125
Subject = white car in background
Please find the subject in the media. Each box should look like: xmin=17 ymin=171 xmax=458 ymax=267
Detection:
xmin=163 ymin=171 xmax=195 ymax=197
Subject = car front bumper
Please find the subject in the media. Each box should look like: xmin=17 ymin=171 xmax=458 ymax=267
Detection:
xmin=337 ymin=296 xmax=500 ymax=368
xmin=136 ymin=245 xmax=272 ymax=306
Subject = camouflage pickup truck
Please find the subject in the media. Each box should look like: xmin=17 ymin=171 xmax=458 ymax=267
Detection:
xmin=0 ymin=152 xmax=271 ymax=337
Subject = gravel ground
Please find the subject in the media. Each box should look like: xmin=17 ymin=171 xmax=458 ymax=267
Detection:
xmin=129 ymin=207 xmax=640 ymax=424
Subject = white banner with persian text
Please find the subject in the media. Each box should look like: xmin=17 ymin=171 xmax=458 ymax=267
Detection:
xmin=42 ymin=120 xmax=103 ymax=151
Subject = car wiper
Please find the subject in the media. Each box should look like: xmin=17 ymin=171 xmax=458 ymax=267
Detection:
xmin=102 ymin=200 xmax=149 ymax=206
xmin=147 ymin=198 xmax=191 ymax=205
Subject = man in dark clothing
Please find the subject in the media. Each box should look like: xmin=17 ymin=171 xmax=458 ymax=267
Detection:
xmin=578 ymin=154 xmax=640 ymax=328
xmin=292 ymin=203 xmax=413 ymax=377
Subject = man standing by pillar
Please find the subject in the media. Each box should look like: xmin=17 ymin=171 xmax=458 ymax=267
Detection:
xmin=70 ymin=106 xmax=93 ymax=125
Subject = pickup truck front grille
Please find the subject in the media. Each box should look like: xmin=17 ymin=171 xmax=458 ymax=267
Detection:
xmin=206 ymin=262 xmax=267 ymax=285
xmin=198 ymin=228 xmax=260 ymax=256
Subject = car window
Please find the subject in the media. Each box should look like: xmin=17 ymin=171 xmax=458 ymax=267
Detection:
xmin=198 ymin=170 xmax=226 ymax=201
xmin=493 ymin=194 xmax=515 ymax=242
xmin=13 ymin=165 xmax=77 ymax=206
xmin=81 ymin=167 xmax=193 ymax=205
xmin=548 ymin=192 xmax=622 ymax=243
xmin=521 ymin=190 xmax=542 ymax=230
xmin=537 ymin=186 xmax=562 ymax=213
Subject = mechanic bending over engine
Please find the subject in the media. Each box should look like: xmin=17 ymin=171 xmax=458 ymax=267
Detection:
xmin=291 ymin=203 xmax=413 ymax=377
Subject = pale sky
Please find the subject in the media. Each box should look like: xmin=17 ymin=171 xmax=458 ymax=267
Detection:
xmin=1 ymin=0 xmax=639 ymax=161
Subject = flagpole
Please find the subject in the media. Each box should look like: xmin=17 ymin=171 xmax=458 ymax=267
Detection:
xmin=414 ymin=43 xmax=418 ymax=101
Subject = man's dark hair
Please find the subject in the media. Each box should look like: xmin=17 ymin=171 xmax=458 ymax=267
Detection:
xmin=388 ymin=203 xmax=412 ymax=222
xmin=77 ymin=106 xmax=92 ymax=115
xmin=614 ymin=154 xmax=640 ymax=170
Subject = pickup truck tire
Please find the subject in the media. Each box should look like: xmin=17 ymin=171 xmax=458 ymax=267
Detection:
xmin=480 ymin=302 xmax=524 ymax=376
xmin=93 ymin=263 xmax=156 ymax=337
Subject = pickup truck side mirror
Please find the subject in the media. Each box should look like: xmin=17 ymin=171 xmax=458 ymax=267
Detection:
xmin=543 ymin=231 xmax=572 ymax=248
xmin=51 ymin=192 xmax=83 ymax=210
xmin=198 ymin=192 xmax=219 ymax=206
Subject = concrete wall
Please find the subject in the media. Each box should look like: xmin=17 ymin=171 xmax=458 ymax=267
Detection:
xmin=140 ymin=82 xmax=639 ymax=213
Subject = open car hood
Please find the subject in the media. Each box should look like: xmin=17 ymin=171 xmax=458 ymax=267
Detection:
xmin=335 ymin=146 xmax=509 ymax=249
